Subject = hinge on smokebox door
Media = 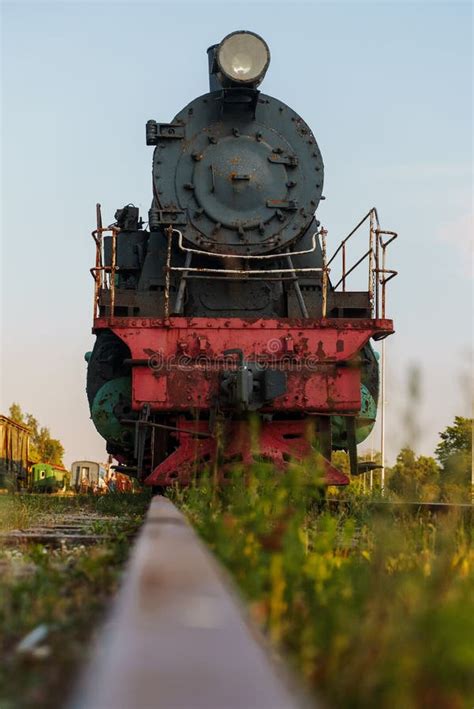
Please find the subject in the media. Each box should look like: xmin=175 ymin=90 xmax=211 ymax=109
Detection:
xmin=146 ymin=121 xmax=185 ymax=145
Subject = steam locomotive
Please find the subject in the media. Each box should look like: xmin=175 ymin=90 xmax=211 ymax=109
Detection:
xmin=85 ymin=31 xmax=396 ymax=486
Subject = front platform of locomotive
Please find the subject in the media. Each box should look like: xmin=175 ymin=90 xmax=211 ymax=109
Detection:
xmin=86 ymin=31 xmax=397 ymax=486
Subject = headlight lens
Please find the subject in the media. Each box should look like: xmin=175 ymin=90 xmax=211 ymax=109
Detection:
xmin=217 ymin=31 xmax=270 ymax=85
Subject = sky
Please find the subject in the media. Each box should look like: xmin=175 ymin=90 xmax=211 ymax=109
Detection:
xmin=1 ymin=0 xmax=472 ymax=468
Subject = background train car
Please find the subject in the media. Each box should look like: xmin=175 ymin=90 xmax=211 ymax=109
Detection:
xmin=0 ymin=414 xmax=31 ymax=490
xmin=109 ymin=471 xmax=134 ymax=493
xmin=70 ymin=460 xmax=106 ymax=493
xmin=30 ymin=462 xmax=69 ymax=493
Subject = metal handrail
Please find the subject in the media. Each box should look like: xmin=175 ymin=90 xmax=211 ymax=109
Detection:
xmin=326 ymin=209 xmax=375 ymax=268
xmin=162 ymin=226 xmax=329 ymax=319
xmin=326 ymin=208 xmax=398 ymax=318
xmin=90 ymin=204 xmax=120 ymax=319
xmin=90 ymin=203 xmax=397 ymax=321
xmin=375 ymin=229 xmax=398 ymax=319
xmin=173 ymin=228 xmax=321 ymax=260
xmin=332 ymin=249 xmax=372 ymax=290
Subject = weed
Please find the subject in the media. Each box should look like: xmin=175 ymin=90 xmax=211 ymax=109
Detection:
xmin=174 ymin=465 xmax=474 ymax=708
xmin=0 ymin=492 xmax=150 ymax=708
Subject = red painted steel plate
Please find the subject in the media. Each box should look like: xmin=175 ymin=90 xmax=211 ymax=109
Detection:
xmin=92 ymin=316 xmax=393 ymax=413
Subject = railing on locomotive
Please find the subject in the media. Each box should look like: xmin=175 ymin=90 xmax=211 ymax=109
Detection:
xmin=326 ymin=207 xmax=398 ymax=319
xmin=162 ymin=225 xmax=328 ymax=319
xmin=90 ymin=204 xmax=397 ymax=321
xmin=90 ymin=203 xmax=119 ymax=320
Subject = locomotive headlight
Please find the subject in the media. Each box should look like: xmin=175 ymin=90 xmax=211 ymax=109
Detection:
xmin=217 ymin=31 xmax=270 ymax=85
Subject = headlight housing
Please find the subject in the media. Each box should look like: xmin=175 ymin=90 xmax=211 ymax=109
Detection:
xmin=217 ymin=31 xmax=270 ymax=86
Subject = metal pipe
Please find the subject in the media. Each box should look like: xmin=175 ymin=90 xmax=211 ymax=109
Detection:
xmin=179 ymin=274 xmax=301 ymax=282
xmin=378 ymin=230 xmax=397 ymax=241
xmin=174 ymin=252 xmax=192 ymax=314
xmin=169 ymin=265 xmax=324 ymax=275
xmin=111 ymin=228 xmax=117 ymax=318
xmin=285 ymin=254 xmax=309 ymax=318
xmin=375 ymin=228 xmax=380 ymax=319
xmin=380 ymin=338 xmax=386 ymax=494
xmin=173 ymin=228 xmax=321 ymax=260
xmin=378 ymin=230 xmax=398 ymax=318
xmin=164 ymin=225 xmax=173 ymax=320
xmin=93 ymin=203 xmax=103 ymax=319
xmin=331 ymin=249 xmax=371 ymax=290
xmin=321 ymin=229 xmax=328 ymax=318
xmin=326 ymin=208 xmax=374 ymax=267
xmin=382 ymin=238 xmax=387 ymax=319
xmin=91 ymin=266 xmax=100 ymax=319
xmin=368 ymin=211 xmax=374 ymax=316
xmin=342 ymin=242 xmax=346 ymax=292
xmin=121 ymin=419 xmax=213 ymax=439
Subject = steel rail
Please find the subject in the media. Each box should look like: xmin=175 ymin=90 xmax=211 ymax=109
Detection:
xmin=326 ymin=499 xmax=473 ymax=514
xmin=72 ymin=496 xmax=305 ymax=709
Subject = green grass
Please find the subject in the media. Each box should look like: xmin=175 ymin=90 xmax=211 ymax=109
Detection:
xmin=173 ymin=464 xmax=474 ymax=709
xmin=1 ymin=477 xmax=472 ymax=708
xmin=0 ymin=492 xmax=151 ymax=531
xmin=0 ymin=492 xmax=151 ymax=709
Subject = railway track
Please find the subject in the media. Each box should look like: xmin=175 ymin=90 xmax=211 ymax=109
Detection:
xmin=72 ymin=496 xmax=306 ymax=709
xmin=69 ymin=492 xmax=472 ymax=709
xmin=325 ymin=498 xmax=473 ymax=515
xmin=2 ymin=488 xmax=469 ymax=709
xmin=0 ymin=512 xmax=119 ymax=547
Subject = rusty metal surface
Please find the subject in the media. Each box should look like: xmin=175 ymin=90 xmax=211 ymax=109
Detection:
xmin=72 ymin=497 xmax=306 ymax=709
xmin=145 ymin=419 xmax=349 ymax=487
xmin=90 ymin=213 xmax=120 ymax=320
xmin=96 ymin=315 xmax=394 ymax=332
xmin=97 ymin=316 xmax=392 ymax=413
xmin=132 ymin=364 xmax=360 ymax=413
xmin=321 ymin=228 xmax=328 ymax=317
xmin=164 ymin=224 xmax=173 ymax=320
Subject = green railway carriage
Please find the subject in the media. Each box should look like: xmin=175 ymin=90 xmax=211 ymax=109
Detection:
xmin=31 ymin=463 xmax=69 ymax=493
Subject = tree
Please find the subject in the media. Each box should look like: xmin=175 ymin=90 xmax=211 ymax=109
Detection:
xmin=8 ymin=403 xmax=24 ymax=425
xmin=436 ymin=416 xmax=472 ymax=468
xmin=387 ymin=447 xmax=440 ymax=501
xmin=8 ymin=403 xmax=65 ymax=465
xmin=435 ymin=417 xmax=472 ymax=501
